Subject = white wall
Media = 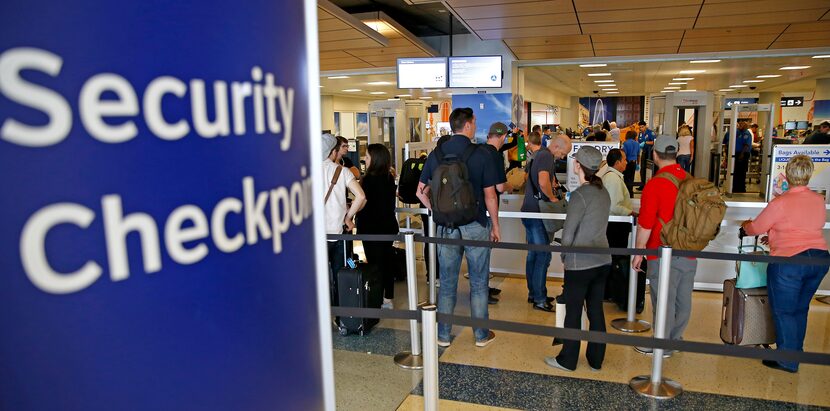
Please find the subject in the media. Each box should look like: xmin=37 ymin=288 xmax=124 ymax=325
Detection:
xmin=319 ymin=94 xmax=375 ymax=135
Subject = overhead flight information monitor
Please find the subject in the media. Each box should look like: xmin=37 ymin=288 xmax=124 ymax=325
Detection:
xmin=448 ymin=55 xmax=503 ymax=88
xmin=397 ymin=57 xmax=447 ymax=89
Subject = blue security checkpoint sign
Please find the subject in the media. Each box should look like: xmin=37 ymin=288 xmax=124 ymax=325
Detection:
xmin=0 ymin=1 xmax=333 ymax=410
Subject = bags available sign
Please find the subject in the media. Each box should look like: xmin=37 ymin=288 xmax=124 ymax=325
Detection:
xmin=0 ymin=1 xmax=328 ymax=410
xmin=768 ymin=145 xmax=830 ymax=202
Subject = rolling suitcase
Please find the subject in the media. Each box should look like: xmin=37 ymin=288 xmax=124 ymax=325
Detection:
xmin=336 ymin=241 xmax=383 ymax=336
xmin=720 ymin=232 xmax=775 ymax=346
xmin=607 ymin=255 xmax=645 ymax=313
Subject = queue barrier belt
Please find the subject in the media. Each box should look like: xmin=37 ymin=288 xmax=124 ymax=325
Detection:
xmin=330 ymin=306 xmax=830 ymax=366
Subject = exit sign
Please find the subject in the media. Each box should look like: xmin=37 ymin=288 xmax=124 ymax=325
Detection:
xmin=781 ymin=97 xmax=804 ymax=107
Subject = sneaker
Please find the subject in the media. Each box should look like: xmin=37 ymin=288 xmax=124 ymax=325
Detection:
xmin=488 ymin=295 xmax=499 ymax=305
xmin=532 ymin=302 xmax=555 ymax=312
xmin=381 ymin=299 xmax=393 ymax=310
xmin=589 ymin=366 xmax=601 ymax=372
xmin=475 ymin=331 xmax=496 ymax=347
xmin=489 ymin=287 xmax=502 ymax=296
xmin=437 ymin=339 xmax=452 ymax=348
xmin=544 ymin=356 xmax=573 ymax=372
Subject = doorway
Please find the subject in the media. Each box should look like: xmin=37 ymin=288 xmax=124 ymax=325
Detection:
xmin=675 ymin=106 xmax=701 ymax=176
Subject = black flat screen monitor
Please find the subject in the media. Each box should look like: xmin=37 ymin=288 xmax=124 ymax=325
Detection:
xmin=785 ymin=121 xmax=797 ymax=130
xmin=397 ymin=57 xmax=447 ymax=89
xmin=797 ymin=121 xmax=809 ymax=129
xmin=448 ymin=55 xmax=503 ymax=88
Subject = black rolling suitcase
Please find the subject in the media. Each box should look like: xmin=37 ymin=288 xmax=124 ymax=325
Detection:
xmin=608 ymin=255 xmax=645 ymax=313
xmin=336 ymin=241 xmax=383 ymax=336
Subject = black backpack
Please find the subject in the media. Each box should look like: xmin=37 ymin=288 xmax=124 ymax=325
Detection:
xmin=429 ymin=144 xmax=479 ymax=228
xmin=398 ymin=155 xmax=426 ymax=204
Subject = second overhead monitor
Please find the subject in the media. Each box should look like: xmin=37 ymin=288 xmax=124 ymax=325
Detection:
xmin=397 ymin=57 xmax=447 ymax=89
xmin=448 ymin=55 xmax=503 ymax=88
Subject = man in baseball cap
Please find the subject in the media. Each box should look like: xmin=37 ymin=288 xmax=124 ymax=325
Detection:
xmin=631 ymin=135 xmax=694 ymax=355
xmin=482 ymin=121 xmax=511 ymax=303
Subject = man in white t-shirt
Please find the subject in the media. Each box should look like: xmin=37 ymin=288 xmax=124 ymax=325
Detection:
xmin=322 ymin=133 xmax=366 ymax=303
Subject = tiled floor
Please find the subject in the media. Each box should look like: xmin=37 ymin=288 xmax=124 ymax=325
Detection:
xmin=333 ymin=266 xmax=830 ymax=409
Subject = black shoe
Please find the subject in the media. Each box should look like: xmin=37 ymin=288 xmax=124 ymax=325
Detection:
xmin=551 ymin=337 xmax=563 ymax=346
xmin=528 ymin=296 xmax=555 ymax=304
xmin=489 ymin=287 xmax=501 ymax=296
xmin=488 ymin=295 xmax=499 ymax=305
xmin=762 ymin=360 xmax=797 ymax=373
xmin=636 ymin=303 xmax=644 ymax=314
xmin=533 ymin=302 xmax=555 ymax=312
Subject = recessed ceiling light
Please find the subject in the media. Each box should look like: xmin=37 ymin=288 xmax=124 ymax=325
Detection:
xmin=369 ymin=91 xmax=387 ymax=95
xmin=679 ymin=70 xmax=706 ymax=74
xmin=342 ymin=89 xmax=361 ymax=92
xmin=424 ymin=89 xmax=443 ymax=93
xmin=661 ymin=90 xmax=675 ymax=93
xmin=673 ymin=77 xmax=694 ymax=81
xmin=678 ymin=89 xmax=698 ymax=92
xmin=587 ymin=73 xmax=612 ymax=76
xmin=603 ymin=89 xmax=619 ymax=91
xmin=580 ymin=63 xmax=607 ymax=67
xmin=599 ymin=84 xmax=617 ymax=88
xmin=397 ymin=94 xmax=411 ymax=97
xmin=328 ymin=76 xmax=350 ymax=79
xmin=668 ymin=82 xmax=687 ymax=85
xmin=664 ymin=86 xmax=681 ymax=89
xmin=780 ymin=66 xmax=810 ymax=70
xmin=420 ymin=96 xmax=432 ymax=99
xmin=729 ymin=85 xmax=749 ymax=88
xmin=756 ymin=74 xmax=781 ymax=78
xmin=719 ymin=89 xmax=734 ymax=92
xmin=319 ymin=85 xmax=324 ymax=88
xmin=743 ymin=80 xmax=764 ymax=83
xmin=387 ymin=98 xmax=400 ymax=101
xmin=367 ymin=81 xmax=392 ymax=86
xmin=606 ymin=92 xmax=619 ymax=94
xmin=594 ymin=80 xmax=615 ymax=83
xmin=812 ymin=55 xmax=830 ymax=59
xmin=690 ymin=59 xmax=721 ymax=64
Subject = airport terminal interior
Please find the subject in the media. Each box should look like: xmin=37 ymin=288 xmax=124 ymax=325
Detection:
xmin=317 ymin=0 xmax=830 ymax=410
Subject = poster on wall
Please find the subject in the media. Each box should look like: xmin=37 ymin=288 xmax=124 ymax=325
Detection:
xmin=579 ymin=96 xmax=644 ymax=128
xmin=356 ymin=112 xmax=369 ymax=136
xmin=452 ymin=93 xmax=512 ymax=143
xmin=768 ymin=145 xmax=830 ymax=202
xmin=566 ymin=142 xmax=619 ymax=192
xmin=0 ymin=0 xmax=328 ymax=410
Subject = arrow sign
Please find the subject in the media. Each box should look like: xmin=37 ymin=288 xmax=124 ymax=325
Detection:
xmin=824 ymin=150 xmax=830 ymax=155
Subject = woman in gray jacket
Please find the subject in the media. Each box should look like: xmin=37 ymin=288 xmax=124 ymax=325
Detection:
xmin=545 ymin=146 xmax=612 ymax=372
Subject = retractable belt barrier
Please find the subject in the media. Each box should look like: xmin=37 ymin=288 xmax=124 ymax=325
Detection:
xmin=329 ymin=306 xmax=830 ymax=367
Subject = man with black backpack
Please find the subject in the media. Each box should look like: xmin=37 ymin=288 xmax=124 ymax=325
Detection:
xmin=416 ymin=107 xmax=501 ymax=348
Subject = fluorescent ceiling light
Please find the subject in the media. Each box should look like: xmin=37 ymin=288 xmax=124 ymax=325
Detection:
xmin=587 ymin=73 xmax=612 ymax=76
xmin=342 ymin=89 xmax=361 ymax=92
xmin=756 ymin=74 xmax=781 ymax=78
xmin=679 ymin=70 xmax=706 ymax=74
xmin=424 ymin=89 xmax=443 ymax=93
xmin=664 ymin=86 xmax=681 ymax=89
xmin=319 ymin=85 xmax=324 ymax=88
xmin=367 ymin=81 xmax=392 ymax=86
xmin=719 ymin=89 xmax=734 ymax=92
xmin=729 ymin=85 xmax=749 ymax=88
xmin=668 ymin=82 xmax=687 ymax=85
xmin=780 ymin=66 xmax=810 ymax=70
xmin=812 ymin=55 xmax=830 ymax=59
xmin=742 ymin=80 xmax=764 ymax=83
xmin=369 ymin=91 xmax=386 ymax=95
xmin=420 ymin=96 xmax=432 ymax=99
xmin=690 ymin=59 xmax=721 ymax=64
xmin=678 ymin=89 xmax=698 ymax=92
xmin=594 ymin=80 xmax=615 ymax=83
xmin=599 ymin=84 xmax=617 ymax=87
xmin=603 ymin=89 xmax=619 ymax=91
xmin=328 ymin=76 xmax=350 ymax=79
xmin=661 ymin=90 xmax=675 ymax=93
xmin=580 ymin=63 xmax=607 ymax=67
xmin=387 ymin=98 xmax=400 ymax=101
xmin=397 ymin=94 xmax=411 ymax=97
xmin=606 ymin=92 xmax=619 ymax=94
xmin=673 ymin=77 xmax=694 ymax=81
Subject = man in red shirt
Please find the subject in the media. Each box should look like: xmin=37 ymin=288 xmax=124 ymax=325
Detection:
xmin=632 ymin=136 xmax=697 ymax=355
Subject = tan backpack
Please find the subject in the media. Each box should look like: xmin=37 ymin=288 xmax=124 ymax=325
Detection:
xmin=657 ymin=172 xmax=727 ymax=251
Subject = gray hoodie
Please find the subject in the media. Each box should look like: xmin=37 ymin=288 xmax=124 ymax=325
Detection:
xmin=561 ymin=183 xmax=612 ymax=270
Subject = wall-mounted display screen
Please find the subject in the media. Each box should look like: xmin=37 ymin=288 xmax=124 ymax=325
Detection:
xmin=448 ymin=56 xmax=503 ymax=88
xmin=797 ymin=121 xmax=809 ymax=129
xmin=785 ymin=121 xmax=797 ymax=130
xmin=397 ymin=57 xmax=447 ymax=89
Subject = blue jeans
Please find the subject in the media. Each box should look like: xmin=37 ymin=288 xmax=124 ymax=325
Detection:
xmin=767 ymin=249 xmax=829 ymax=371
xmin=522 ymin=218 xmax=551 ymax=304
xmin=437 ymin=221 xmax=491 ymax=342
xmin=677 ymin=154 xmax=691 ymax=173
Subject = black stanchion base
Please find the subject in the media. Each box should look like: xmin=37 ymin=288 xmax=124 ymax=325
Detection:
xmin=629 ymin=375 xmax=682 ymax=399
xmin=394 ymin=351 xmax=424 ymax=370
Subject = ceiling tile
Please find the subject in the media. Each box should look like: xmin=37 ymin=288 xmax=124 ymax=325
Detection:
xmin=681 ymin=33 xmax=779 ymax=46
xmin=594 ymin=47 xmax=678 ymax=57
xmin=679 ymin=42 xmax=772 ymax=53
xmin=696 ymin=9 xmax=826 ymax=28
xmin=683 ymin=26 xmax=788 ymax=38
xmin=455 ymin=0 xmax=573 ymax=19
xmin=515 ymin=51 xmax=597 ymax=59
xmin=319 ymin=38 xmax=386 ymax=52
xmin=573 ymin=0 xmax=702 ymax=12
xmin=467 ymin=13 xmax=578 ymax=31
xmin=446 ymin=0 xmax=537 ymax=8
xmin=771 ymin=39 xmax=830 ymax=48
xmin=579 ymin=5 xmax=699 ymax=24
xmin=319 ymin=28 xmax=372 ymax=43
xmin=509 ymin=43 xmax=595 ymax=54
xmin=591 ymin=30 xmax=684 ymax=43
xmin=477 ymin=25 xmax=582 ymax=40
xmin=582 ymin=18 xmax=695 ymax=34
xmin=593 ymin=39 xmax=680 ymax=50
xmin=504 ymin=34 xmax=591 ymax=47
xmin=784 ymin=21 xmax=830 ymax=33
xmin=776 ymin=30 xmax=830 ymax=42
xmin=699 ymin=0 xmax=830 ymax=16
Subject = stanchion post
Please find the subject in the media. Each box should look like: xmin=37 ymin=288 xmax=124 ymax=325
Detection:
xmin=421 ymin=304 xmax=439 ymax=411
xmin=428 ymin=213 xmax=437 ymax=305
xmin=611 ymin=216 xmax=651 ymax=333
xmin=630 ymin=246 xmax=682 ymax=399
xmin=394 ymin=232 xmax=424 ymax=370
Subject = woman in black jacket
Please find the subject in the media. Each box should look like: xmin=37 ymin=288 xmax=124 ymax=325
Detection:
xmin=356 ymin=144 xmax=400 ymax=309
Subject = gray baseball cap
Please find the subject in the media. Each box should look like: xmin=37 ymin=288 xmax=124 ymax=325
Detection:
xmin=322 ymin=133 xmax=338 ymax=159
xmin=575 ymin=145 xmax=602 ymax=170
xmin=654 ymin=135 xmax=678 ymax=154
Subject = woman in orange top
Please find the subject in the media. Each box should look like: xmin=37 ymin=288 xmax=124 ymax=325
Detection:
xmin=742 ymin=155 xmax=829 ymax=373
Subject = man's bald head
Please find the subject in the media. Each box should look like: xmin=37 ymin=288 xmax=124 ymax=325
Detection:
xmin=549 ymin=134 xmax=572 ymax=159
